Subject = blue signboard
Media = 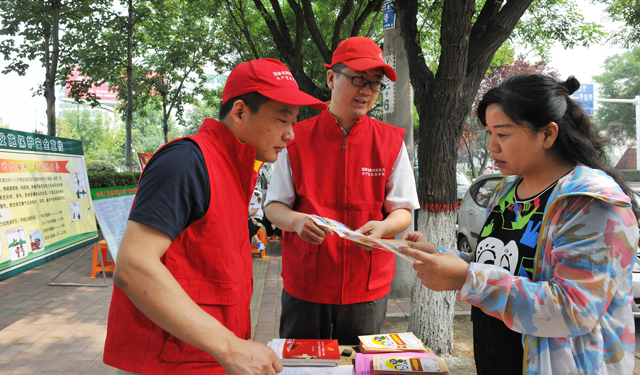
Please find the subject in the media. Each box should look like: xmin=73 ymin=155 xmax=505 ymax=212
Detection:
xmin=383 ymin=1 xmax=395 ymax=30
xmin=570 ymin=83 xmax=594 ymax=115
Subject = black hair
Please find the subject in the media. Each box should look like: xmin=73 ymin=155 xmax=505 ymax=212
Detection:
xmin=332 ymin=62 xmax=347 ymax=70
xmin=477 ymin=73 xmax=639 ymax=216
xmin=219 ymin=92 xmax=271 ymax=121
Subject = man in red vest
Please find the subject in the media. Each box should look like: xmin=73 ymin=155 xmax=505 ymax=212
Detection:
xmin=103 ymin=58 xmax=326 ymax=375
xmin=265 ymin=37 xmax=420 ymax=344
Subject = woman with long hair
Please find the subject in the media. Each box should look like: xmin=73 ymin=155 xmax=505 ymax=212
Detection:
xmin=399 ymin=74 xmax=639 ymax=374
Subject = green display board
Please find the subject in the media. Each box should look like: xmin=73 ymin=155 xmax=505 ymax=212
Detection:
xmin=0 ymin=129 xmax=98 ymax=281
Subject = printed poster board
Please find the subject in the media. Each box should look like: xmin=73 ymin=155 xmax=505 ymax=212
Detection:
xmin=90 ymin=186 xmax=136 ymax=262
xmin=0 ymin=129 xmax=98 ymax=281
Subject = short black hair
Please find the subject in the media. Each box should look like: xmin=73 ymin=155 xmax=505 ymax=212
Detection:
xmin=219 ymin=92 xmax=271 ymax=121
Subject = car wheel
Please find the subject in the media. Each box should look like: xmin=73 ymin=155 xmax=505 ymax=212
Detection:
xmin=458 ymin=236 xmax=472 ymax=254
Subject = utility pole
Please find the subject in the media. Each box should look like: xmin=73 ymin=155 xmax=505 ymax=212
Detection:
xmin=596 ymin=96 xmax=640 ymax=168
xmin=383 ymin=0 xmax=414 ymax=298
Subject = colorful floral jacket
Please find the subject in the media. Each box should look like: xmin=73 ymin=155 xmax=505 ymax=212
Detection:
xmin=444 ymin=165 xmax=638 ymax=374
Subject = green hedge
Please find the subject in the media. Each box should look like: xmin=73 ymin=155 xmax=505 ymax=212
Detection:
xmin=86 ymin=160 xmax=118 ymax=173
xmin=619 ymin=170 xmax=640 ymax=182
xmin=88 ymin=172 xmax=141 ymax=189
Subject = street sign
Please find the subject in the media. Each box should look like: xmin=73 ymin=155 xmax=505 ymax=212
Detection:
xmin=570 ymin=83 xmax=594 ymax=115
xmin=383 ymin=1 xmax=395 ymax=30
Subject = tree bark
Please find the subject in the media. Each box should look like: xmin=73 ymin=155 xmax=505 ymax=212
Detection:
xmin=409 ymin=210 xmax=457 ymax=355
xmin=397 ymin=0 xmax=534 ymax=355
xmin=125 ymin=0 xmax=133 ymax=171
xmin=45 ymin=0 xmax=61 ymax=136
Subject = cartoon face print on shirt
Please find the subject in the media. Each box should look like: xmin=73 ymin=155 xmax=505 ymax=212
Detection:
xmin=476 ymin=237 xmax=519 ymax=274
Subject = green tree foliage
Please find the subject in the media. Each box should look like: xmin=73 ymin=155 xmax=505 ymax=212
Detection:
xmin=182 ymin=86 xmax=224 ymax=136
xmin=593 ymin=46 xmax=640 ymax=138
xmin=131 ymin=103 xmax=181 ymax=154
xmin=0 ymin=0 xmax=107 ymax=136
xmin=597 ymin=0 xmax=640 ymax=50
xmin=56 ymin=107 xmax=125 ymax=166
xmin=135 ymin=0 xmax=220 ymax=143
xmin=0 ymin=117 xmax=9 ymax=129
xmin=62 ymin=0 xmax=156 ymax=170
xmin=459 ymin=53 xmax=560 ymax=178
xmin=216 ymin=0 xmax=385 ymax=120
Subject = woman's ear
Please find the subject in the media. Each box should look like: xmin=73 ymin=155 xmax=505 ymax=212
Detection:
xmin=542 ymin=122 xmax=559 ymax=149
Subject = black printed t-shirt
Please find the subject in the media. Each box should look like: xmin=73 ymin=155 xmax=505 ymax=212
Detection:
xmin=471 ymin=178 xmax=556 ymax=375
xmin=128 ymin=139 xmax=210 ymax=241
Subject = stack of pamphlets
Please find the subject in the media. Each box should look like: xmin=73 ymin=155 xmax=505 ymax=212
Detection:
xmin=372 ymin=355 xmax=450 ymax=374
xmin=358 ymin=333 xmax=428 ymax=353
xmin=306 ymin=215 xmax=414 ymax=263
xmin=354 ymin=353 xmax=451 ymax=375
xmin=267 ymin=338 xmax=340 ymax=366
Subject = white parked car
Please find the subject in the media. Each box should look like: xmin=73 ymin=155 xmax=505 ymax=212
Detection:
xmin=456 ymin=173 xmax=503 ymax=253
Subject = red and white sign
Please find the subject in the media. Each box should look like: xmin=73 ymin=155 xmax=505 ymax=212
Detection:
xmin=65 ymin=67 xmax=118 ymax=101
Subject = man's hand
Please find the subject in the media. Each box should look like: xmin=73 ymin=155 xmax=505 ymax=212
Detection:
xmin=401 ymin=231 xmax=438 ymax=254
xmin=353 ymin=221 xmax=387 ymax=250
xmin=251 ymin=218 xmax=258 ymax=226
xmin=397 ymin=247 xmax=469 ymax=291
xmin=293 ymin=215 xmax=333 ymax=245
xmin=217 ymin=338 xmax=283 ymax=375
xmin=356 ymin=220 xmax=387 ymax=238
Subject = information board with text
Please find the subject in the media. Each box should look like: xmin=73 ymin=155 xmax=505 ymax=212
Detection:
xmin=90 ymin=186 xmax=136 ymax=262
xmin=0 ymin=129 xmax=98 ymax=281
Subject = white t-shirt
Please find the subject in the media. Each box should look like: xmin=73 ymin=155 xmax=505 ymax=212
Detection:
xmin=249 ymin=190 xmax=264 ymax=220
xmin=265 ymin=141 xmax=420 ymax=213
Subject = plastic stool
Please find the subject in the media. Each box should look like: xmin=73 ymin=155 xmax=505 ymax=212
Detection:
xmin=251 ymin=228 xmax=267 ymax=258
xmin=91 ymin=240 xmax=115 ymax=278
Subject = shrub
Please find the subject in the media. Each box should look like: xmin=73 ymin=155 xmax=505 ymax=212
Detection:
xmin=86 ymin=160 xmax=117 ymax=173
xmin=88 ymin=172 xmax=140 ymax=189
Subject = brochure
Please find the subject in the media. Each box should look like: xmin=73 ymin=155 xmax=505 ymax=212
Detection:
xmin=307 ymin=215 xmax=414 ymax=263
xmin=373 ymin=355 xmax=450 ymax=374
xmin=268 ymin=338 xmax=340 ymax=366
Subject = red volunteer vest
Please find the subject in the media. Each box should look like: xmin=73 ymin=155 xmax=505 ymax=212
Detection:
xmin=282 ymin=110 xmax=405 ymax=304
xmin=103 ymin=119 xmax=257 ymax=375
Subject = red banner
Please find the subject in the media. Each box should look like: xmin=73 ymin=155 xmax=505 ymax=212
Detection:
xmin=137 ymin=153 xmax=153 ymax=171
xmin=0 ymin=159 xmax=70 ymax=174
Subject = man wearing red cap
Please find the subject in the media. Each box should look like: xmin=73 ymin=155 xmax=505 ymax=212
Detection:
xmin=265 ymin=37 xmax=419 ymax=344
xmin=103 ymin=58 xmax=326 ymax=375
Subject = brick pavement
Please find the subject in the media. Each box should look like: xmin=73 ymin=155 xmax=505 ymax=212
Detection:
xmin=1 ymin=239 xmax=637 ymax=374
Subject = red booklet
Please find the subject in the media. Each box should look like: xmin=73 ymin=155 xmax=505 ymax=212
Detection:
xmin=282 ymin=338 xmax=340 ymax=360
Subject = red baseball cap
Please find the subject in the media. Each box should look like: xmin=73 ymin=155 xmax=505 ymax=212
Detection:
xmin=324 ymin=37 xmax=397 ymax=82
xmin=222 ymin=58 xmax=327 ymax=111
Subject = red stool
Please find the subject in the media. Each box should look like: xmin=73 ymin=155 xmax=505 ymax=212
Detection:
xmin=91 ymin=240 xmax=115 ymax=278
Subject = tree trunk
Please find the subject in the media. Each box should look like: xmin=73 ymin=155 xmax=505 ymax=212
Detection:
xmin=163 ymin=97 xmax=169 ymax=144
xmin=45 ymin=0 xmax=61 ymax=136
xmin=409 ymin=210 xmax=457 ymax=355
xmin=397 ymin=0 xmax=532 ymax=355
xmin=125 ymin=0 xmax=133 ymax=171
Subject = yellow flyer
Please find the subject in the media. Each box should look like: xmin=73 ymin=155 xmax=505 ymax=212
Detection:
xmin=0 ymin=129 xmax=98 ymax=280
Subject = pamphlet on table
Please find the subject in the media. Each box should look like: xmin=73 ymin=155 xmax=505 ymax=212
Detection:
xmin=268 ymin=338 xmax=340 ymax=366
xmin=372 ymin=355 xmax=450 ymax=374
xmin=358 ymin=332 xmax=428 ymax=353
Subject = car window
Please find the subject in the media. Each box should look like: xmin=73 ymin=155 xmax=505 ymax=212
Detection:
xmin=473 ymin=178 xmax=501 ymax=208
xmin=456 ymin=168 xmax=471 ymax=187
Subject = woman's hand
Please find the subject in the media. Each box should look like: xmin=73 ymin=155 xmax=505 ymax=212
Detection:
xmin=398 ymin=247 xmax=470 ymax=292
xmin=401 ymin=231 xmax=438 ymax=254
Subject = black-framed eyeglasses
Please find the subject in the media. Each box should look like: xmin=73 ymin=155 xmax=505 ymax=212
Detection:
xmin=331 ymin=69 xmax=386 ymax=92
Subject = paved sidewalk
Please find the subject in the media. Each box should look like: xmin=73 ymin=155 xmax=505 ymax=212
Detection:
xmin=15 ymin=238 xmax=639 ymax=374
